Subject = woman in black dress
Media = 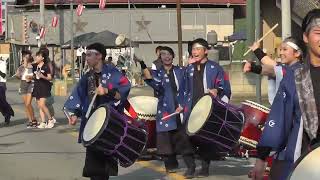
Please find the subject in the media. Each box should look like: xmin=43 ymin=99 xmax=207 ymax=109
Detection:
xmin=32 ymin=50 xmax=54 ymax=128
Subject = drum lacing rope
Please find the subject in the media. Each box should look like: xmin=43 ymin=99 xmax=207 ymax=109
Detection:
xmin=197 ymin=132 xmax=233 ymax=151
xmin=113 ymin=111 xmax=148 ymax=167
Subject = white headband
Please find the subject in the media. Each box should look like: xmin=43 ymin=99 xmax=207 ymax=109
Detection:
xmin=86 ymin=49 xmax=100 ymax=54
xmin=286 ymin=42 xmax=300 ymax=51
xmin=306 ymin=18 xmax=320 ymax=32
xmin=192 ymin=43 xmax=205 ymax=49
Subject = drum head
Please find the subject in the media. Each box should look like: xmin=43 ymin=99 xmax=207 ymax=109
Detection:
xmin=125 ymin=96 xmax=158 ymax=120
xmin=187 ymin=95 xmax=212 ymax=135
xmin=289 ymin=144 xmax=320 ymax=180
xmin=82 ymin=106 xmax=109 ymax=146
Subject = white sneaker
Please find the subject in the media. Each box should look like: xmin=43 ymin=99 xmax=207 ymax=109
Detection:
xmin=52 ymin=117 xmax=57 ymax=124
xmin=46 ymin=119 xmax=55 ymax=128
xmin=37 ymin=122 xmax=47 ymax=129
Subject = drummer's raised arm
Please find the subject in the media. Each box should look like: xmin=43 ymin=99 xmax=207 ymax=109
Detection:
xmin=245 ymin=61 xmax=276 ymax=77
xmin=136 ymin=58 xmax=164 ymax=94
xmin=135 ymin=55 xmax=152 ymax=79
xmin=249 ymin=42 xmax=277 ymax=67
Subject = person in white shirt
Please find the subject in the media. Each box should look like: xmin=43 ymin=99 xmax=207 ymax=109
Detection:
xmin=16 ymin=50 xmax=37 ymax=128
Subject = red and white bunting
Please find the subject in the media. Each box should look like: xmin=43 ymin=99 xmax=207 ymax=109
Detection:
xmin=51 ymin=16 xmax=58 ymax=28
xmin=76 ymin=4 xmax=84 ymax=16
xmin=39 ymin=27 xmax=46 ymax=39
xmin=99 ymin=0 xmax=106 ymax=9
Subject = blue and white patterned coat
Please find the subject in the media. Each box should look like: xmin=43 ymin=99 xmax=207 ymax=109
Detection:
xmin=258 ymin=62 xmax=303 ymax=179
xmin=63 ymin=64 xmax=131 ymax=143
xmin=183 ymin=60 xmax=231 ymax=121
xmin=145 ymin=66 xmax=186 ymax=132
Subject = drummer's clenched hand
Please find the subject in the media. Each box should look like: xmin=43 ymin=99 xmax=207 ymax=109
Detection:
xmin=175 ymin=105 xmax=183 ymax=113
xmin=243 ymin=61 xmax=252 ymax=73
xmin=249 ymin=159 xmax=265 ymax=180
xmin=208 ymin=89 xmax=218 ymax=97
xmin=96 ymin=84 xmax=108 ymax=95
xmin=69 ymin=115 xmax=78 ymax=125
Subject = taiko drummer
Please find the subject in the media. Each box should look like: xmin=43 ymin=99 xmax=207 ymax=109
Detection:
xmin=63 ymin=43 xmax=131 ymax=180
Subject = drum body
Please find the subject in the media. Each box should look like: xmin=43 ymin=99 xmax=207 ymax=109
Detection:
xmin=82 ymin=104 xmax=147 ymax=168
xmin=288 ymin=144 xmax=320 ymax=180
xmin=143 ymin=120 xmax=156 ymax=148
xmin=239 ymin=100 xmax=270 ymax=149
xmin=186 ymin=94 xmax=244 ymax=153
xmin=124 ymin=96 xmax=158 ymax=149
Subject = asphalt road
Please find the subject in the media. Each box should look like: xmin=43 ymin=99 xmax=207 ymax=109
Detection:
xmin=0 ymin=81 xmax=255 ymax=180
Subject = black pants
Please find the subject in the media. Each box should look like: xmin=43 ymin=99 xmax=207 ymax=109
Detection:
xmin=90 ymin=176 xmax=109 ymax=180
xmin=163 ymin=154 xmax=179 ymax=170
xmin=157 ymin=125 xmax=195 ymax=171
xmin=157 ymin=125 xmax=194 ymax=155
xmin=197 ymin=145 xmax=221 ymax=161
xmin=83 ymin=147 xmax=118 ymax=179
xmin=269 ymin=160 xmax=292 ymax=180
xmin=0 ymin=85 xmax=14 ymax=118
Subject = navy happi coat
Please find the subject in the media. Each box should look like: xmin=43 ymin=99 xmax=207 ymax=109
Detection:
xmin=183 ymin=60 xmax=231 ymax=121
xmin=63 ymin=64 xmax=131 ymax=143
xmin=145 ymin=66 xmax=186 ymax=132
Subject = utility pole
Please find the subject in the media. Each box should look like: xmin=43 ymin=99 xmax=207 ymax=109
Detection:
xmin=70 ymin=1 xmax=75 ymax=83
xmin=176 ymin=0 xmax=183 ymax=66
xmin=4 ymin=1 xmax=8 ymax=41
xmin=255 ymin=0 xmax=261 ymax=103
xmin=281 ymin=0 xmax=291 ymax=38
xmin=40 ymin=0 xmax=45 ymax=45
xmin=128 ymin=0 xmax=132 ymax=62
xmin=246 ymin=0 xmax=255 ymax=56
xmin=246 ymin=0 xmax=257 ymax=101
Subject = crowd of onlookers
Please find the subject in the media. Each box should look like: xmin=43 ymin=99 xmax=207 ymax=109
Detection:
xmin=0 ymin=45 xmax=57 ymax=128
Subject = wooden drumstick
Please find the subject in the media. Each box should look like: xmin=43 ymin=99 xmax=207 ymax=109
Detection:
xmin=85 ymin=92 xmax=98 ymax=119
xmin=243 ymin=23 xmax=279 ymax=57
xmin=161 ymin=112 xmax=180 ymax=121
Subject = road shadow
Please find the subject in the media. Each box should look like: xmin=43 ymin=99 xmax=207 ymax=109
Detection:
xmin=0 ymin=118 xmax=27 ymax=128
xmin=0 ymin=128 xmax=42 ymax=138
xmin=56 ymin=127 xmax=80 ymax=135
xmin=113 ymin=164 xmax=167 ymax=180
